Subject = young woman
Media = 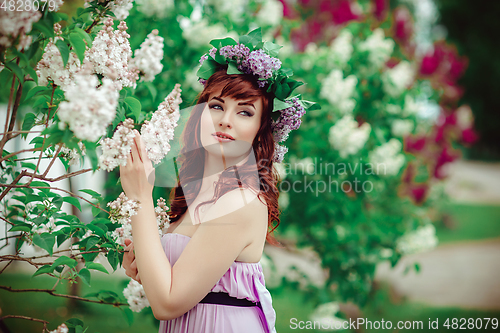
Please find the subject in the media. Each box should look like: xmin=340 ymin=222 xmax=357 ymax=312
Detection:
xmin=119 ymin=29 xmax=313 ymax=333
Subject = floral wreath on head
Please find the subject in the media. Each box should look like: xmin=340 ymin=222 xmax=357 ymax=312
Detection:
xmin=197 ymin=28 xmax=320 ymax=163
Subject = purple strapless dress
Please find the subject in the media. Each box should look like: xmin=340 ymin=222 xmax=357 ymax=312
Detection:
xmin=158 ymin=233 xmax=277 ymax=333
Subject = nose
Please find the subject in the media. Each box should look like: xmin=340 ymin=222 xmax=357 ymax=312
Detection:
xmin=218 ymin=110 xmax=232 ymax=129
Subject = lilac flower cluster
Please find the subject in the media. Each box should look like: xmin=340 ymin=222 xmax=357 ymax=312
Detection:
xmin=271 ymin=98 xmax=306 ymax=163
xmin=240 ymin=49 xmax=281 ymax=81
xmin=219 ymin=43 xmax=250 ymax=64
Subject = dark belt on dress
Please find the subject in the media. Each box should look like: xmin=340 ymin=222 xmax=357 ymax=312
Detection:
xmin=199 ymin=292 xmax=260 ymax=307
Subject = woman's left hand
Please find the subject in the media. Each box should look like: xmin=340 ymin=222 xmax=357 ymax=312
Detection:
xmin=119 ymin=130 xmax=155 ymax=201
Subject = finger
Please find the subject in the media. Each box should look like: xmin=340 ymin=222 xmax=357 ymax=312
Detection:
xmin=136 ymin=272 xmax=142 ymax=284
xmin=130 ymin=137 xmax=140 ymax=165
xmin=133 ymin=130 xmax=143 ymax=163
xmin=130 ymin=259 xmax=137 ymax=270
xmin=124 ymin=238 xmax=132 ymax=247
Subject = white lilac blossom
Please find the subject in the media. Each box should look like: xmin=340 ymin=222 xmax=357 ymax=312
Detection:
xmin=329 ymin=30 xmax=354 ymax=67
xmin=391 ymin=119 xmax=414 ymax=137
xmin=109 ymin=193 xmax=170 ymax=245
xmin=256 ymin=0 xmax=284 ymax=27
xmin=396 ymin=224 xmax=438 ymax=255
xmin=357 ymin=28 xmax=395 ymax=69
xmin=48 ymin=323 xmax=69 ymax=333
xmin=309 ymin=302 xmax=348 ymax=329
xmin=320 ymin=69 xmax=358 ymax=114
xmin=36 ymin=26 xmax=82 ymax=88
xmin=135 ymin=0 xmax=174 ymax=18
xmin=0 ymin=2 xmax=41 ymax=49
xmin=205 ymin=0 xmax=247 ymax=22
xmin=382 ymin=61 xmax=415 ymax=98
xmin=155 ymin=197 xmax=170 ymax=234
xmin=57 ymin=71 xmax=118 ymax=142
xmin=369 ymin=139 xmax=405 ymax=176
xmin=109 ymin=0 xmax=134 ymax=20
xmin=123 ymin=279 xmax=150 ymax=312
xmin=140 ymin=84 xmax=182 ymax=164
xmin=108 ymin=192 xmax=141 ymax=226
xmin=131 ymin=29 xmax=164 ymax=82
xmin=60 ymin=142 xmax=86 ymax=166
xmin=98 ymin=119 xmax=136 ymax=172
xmin=182 ymin=20 xmax=230 ymax=48
xmin=85 ymin=19 xmax=138 ymax=90
xmin=328 ymin=115 xmax=371 ymax=158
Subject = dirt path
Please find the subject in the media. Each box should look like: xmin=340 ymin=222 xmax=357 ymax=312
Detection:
xmin=375 ymin=238 xmax=500 ymax=310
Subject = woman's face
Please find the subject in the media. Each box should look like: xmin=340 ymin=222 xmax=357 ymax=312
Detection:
xmin=200 ymin=90 xmax=263 ymax=160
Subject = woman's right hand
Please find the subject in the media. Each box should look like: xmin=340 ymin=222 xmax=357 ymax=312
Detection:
xmin=123 ymin=238 xmax=142 ymax=284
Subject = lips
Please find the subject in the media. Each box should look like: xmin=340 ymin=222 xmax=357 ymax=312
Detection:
xmin=212 ymin=132 xmax=235 ymax=141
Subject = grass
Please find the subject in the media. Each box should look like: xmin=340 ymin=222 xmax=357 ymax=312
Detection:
xmin=436 ymin=203 xmax=500 ymax=244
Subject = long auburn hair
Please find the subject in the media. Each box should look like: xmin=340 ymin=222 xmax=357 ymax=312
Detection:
xmin=167 ymin=68 xmax=282 ymax=247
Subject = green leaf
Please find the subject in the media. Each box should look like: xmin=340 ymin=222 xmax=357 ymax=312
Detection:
xmin=87 ymin=224 xmax=105 ymax=237
xmin=122 ymin=307 xmax=134 ymax=326
xmin=79 ymin=189 xmax=101 ymax=199
xmin=66 ymin=318 xmax=84 ymax=328
xmin=263 ymin=41 xmax=282 ymax=57
xmin=24 ymin=66 xmax=38 ymax=85
xmin=52 ymin=196 xmax=64 ymax=210
xmin=226 ymin=61 xmax=243 ymax=75
xmin=74 ymin=27 xmax=92 ymax=46
xmin=85 ymin=236 xmax=100 ymax=250
xmin=92 ymin=204 xmax=101 ymax=217
xmin=33 ymin=21 xmax=54 ymax=38
xmin=32 ymin=233 xmax=55 ymax=256
xmin=8 ymin=224 xmax=32 ymax=232
xmin=414 ymin=262 xmax=420 ymax=273
xmin=196 ymin=59 xmax=218 ymax=80
xmin=300 ymin=100 xmax=321 ymax=111
xmin=78 ymin=268 xmax=91 ymax=286
xmin=86 ymin=262 xmax=109 ymax=274
xmin=272 ymin=98 xmax=291 ymax=112
xmin=32 ymin=264 xmax=54 ymax=277
xmin=245 ymin=27 xmax=262 ymax=48
xmin=83 ymin=140 xmax=98 ymax=170
xmin=124 ymin=97 xmax=141 ymax=122
xmin=4 ymin=60 xmax=24 ymax=83
xmin=62 ymin=196 xmax=82 ymax=211
xmin=69 ymin=32 xmax=86 ymax=64
xmin=51 ymin=255 xmax=77 ymax=269
xmin=55 ymin=39 xmax=70 ymax=67
xmin=209 ymin=37 xmax=237 ymax=49
xmin=107 ymin=249 xmax=118 ymax=271
xmin=21 ymin=113 xmax=37 ymax=134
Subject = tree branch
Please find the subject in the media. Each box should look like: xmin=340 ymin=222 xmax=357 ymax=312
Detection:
xmin=0 ymin=285 xmax=129 ymax=306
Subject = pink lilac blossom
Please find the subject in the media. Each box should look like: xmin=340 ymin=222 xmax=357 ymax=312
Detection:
xmin=140 ymin=84 xmax=182 ymax=164
xmin=85 ymin=18 xmax=138 ymax=90
xmin=57 ymin=71 xmax=118 ymax=142
xmin=123 ymin=279 xmax=150 ymax=312
xmin=36 ymin=25 xmax=82 ymax=88
xmin=0 ymin=1 xmax=41 ymax=50
xmin=98 ymin=118 xmax=136 ymax=172
xmin=130 ymin=29 xmax=164 ymax=82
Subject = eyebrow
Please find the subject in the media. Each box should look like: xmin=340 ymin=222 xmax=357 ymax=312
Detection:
xmin=211 ymin=97 xmax=256 ymax=110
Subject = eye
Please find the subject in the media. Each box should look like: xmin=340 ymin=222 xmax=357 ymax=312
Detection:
xmin=209 ymin=103 xmax=223 ymax=111
xmin=239 ymin=110 xmax=253 ymax=117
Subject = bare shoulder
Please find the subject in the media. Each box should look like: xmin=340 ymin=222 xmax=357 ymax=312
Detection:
xmin=201 ymin=187 xmax=267 ymax=226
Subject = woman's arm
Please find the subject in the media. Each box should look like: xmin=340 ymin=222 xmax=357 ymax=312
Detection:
xmin=131 ymin=188 xmax=267 ymax=320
